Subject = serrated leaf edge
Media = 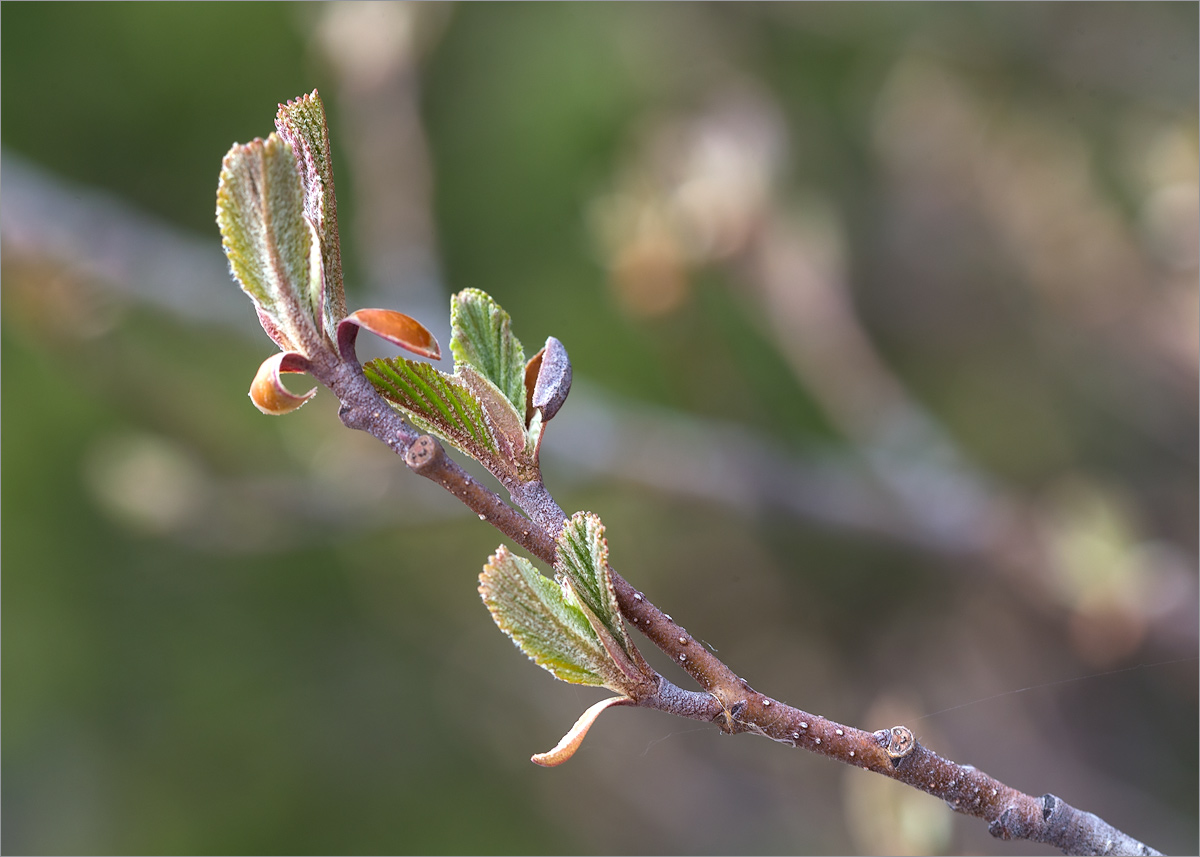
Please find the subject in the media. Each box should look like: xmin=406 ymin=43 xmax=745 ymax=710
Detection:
xmin=555 ymin=512 xmax=637 ymax=662
xmin=450 ymin=288 xmax=527 ymax=417
xmin=479 ymin=546 xmax=629 ymax=689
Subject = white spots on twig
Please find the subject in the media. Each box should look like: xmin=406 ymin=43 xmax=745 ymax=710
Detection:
xmin=678 ymin=654 xmax=687 ymax=662
xmin=835 ymin=728 xmax=844 ymax=736
xmin=849 ymin=750 xmax=856 ymax=758
xmin=815 ymin=738 xmax=822 ymax=745
xmin=991 ymin=788 xmax=997 ymax=797
xmin=678 ymin=636 xmax=688 ymax=645
xmin=477 ymin=513 xmax=486 ymax=520
xmin=631 ymin=617 xmax=639 ymax=624
xmin=763 ymin=699 xmax=771 ymax=707
xmin=633 ymin=593 xmax=643 ymax=601
xmin=664 ymin=613 xmax=673 ymax=622
xmin=799 ymin=721 xmax=808 ymax=729
xmin=792 ymin=732 xmax=800 ymax=740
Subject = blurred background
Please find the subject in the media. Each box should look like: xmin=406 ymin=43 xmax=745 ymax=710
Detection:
xmin=3 ymin=3 xmax=1196 ymax=854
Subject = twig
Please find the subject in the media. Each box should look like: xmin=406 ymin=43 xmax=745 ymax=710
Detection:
xmin=303 ymin=346 xmax=1162 ymax=857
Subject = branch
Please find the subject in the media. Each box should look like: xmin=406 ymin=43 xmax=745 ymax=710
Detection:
xmin=212 ymin=91 xmax=1162 ymax=856
xmin=303 ymin=347 xmax=1160 ymax=856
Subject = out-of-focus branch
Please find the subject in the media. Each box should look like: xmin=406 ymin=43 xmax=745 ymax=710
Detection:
xmin=0 ymin=149 xmax=990 ymax=555
xmin=544 ymin=382 xmax=994 ymax=555
xmin=586 ymin=84 xmax=1199 ymax=665
xmin=313 ymin=1 xmax=453 ymax=349
xmin=1 ymin=149 xmax=251 ymax=331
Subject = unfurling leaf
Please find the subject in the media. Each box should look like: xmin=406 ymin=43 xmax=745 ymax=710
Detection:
xmin=274 ymin=90 xmax=346 ymax=341
xmin=338 ymin=309 xmax=441 ymax=365
xmin=217 ymin=133 xmax=323 ymax=355
xmin=450 ymin=289 xmax=527 ymax=416
xmin=363 ymin=357 xmax=497 ymax=462
xmin=531 ymin=696 xmax=632 ymax=767
xmin=555 ymin=512 xmax=643 ymax=678
xmin=479 ymin=546 xmax=632 ymax=690
xmin=249 ymin=352 xmax=317 ymax=415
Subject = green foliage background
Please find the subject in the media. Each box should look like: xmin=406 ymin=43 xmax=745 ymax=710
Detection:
xmin=3 ymin=3 xmax=1196 ymax=854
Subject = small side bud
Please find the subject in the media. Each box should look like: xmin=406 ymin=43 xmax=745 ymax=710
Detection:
xmin=530 ymin=336 xmax=572 ymax=422
xmin=877 ymin=725 xmax=916 ymax=763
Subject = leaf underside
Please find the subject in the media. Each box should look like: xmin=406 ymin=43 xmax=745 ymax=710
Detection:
xmin=459 ymin=365 xmax=529 ymax=465
xmin=216 ymin=134 xmax=315 ymax=346
xmin=479 ymin=546 xmax=628 ymax=689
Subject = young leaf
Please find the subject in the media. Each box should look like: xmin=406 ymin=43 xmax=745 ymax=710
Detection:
xmin=479 ymin=546 xmax=630 ymax=690
xmin=364 ymin=291 xmax=542 ymax=483
xmin=217 ymin=133 xmax=321 ymax=354
xmin=362 ymin=357 xmax=497 ymax=462
xmin=274 ymin=90 xmax=346 ymax=341
xmin=450 ymin=289 xmax=526 ymax=416
xmin=555 ymin=512 xmax=641 ymax=672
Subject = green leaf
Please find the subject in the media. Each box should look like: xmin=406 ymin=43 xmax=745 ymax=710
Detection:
xmin=450 ymin=289 xmax=526 ymax=416
xmin=479 ymin=546 xmax=629 ymax=689
xmin=362 ymin=357 xmax=497 ymax=461
xmin=366 ymin=291 xmax=544 ymax=483
xmin=555 ymin=512 xmax=639 ymax=670
xmin=274 ymin=90 xmax=346 ymax=341
xmin=216 ymin=133 xmax=321 ymax=354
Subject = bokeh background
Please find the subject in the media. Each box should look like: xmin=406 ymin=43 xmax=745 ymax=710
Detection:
xmin=3 ymin=3 xmax=1196 ymax=854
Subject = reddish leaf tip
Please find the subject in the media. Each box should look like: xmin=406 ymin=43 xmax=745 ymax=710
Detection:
xmin=341 ymin=308 xmax=441 ymax=361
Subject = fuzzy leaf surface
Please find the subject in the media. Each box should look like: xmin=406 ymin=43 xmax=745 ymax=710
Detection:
xmin=450 ymin=289 xmax=526 ymax=416
xmin=363 ymin=357 xmax=496 ymax=461
xmin=274 ymin=90 xmax=346 ymax=339
xmin=555 ymin=512 xmax=637 ymax=665
xmin=479 ymin=546 xmax=627 ymax=689
xmin=216 ymin=133 xmax=318 ymax=352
